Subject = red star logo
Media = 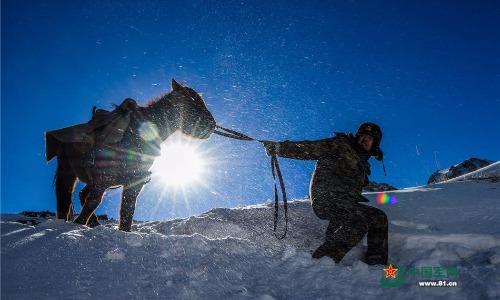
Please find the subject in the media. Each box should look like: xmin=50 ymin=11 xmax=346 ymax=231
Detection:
xmin=383 ymin=264 xmax=398 ymax=279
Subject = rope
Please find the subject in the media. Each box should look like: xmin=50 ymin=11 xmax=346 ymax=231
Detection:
xmin=214 ymin=125 xmax=288 ymax=239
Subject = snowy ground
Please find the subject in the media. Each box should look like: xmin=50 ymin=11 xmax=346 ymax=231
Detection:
xmin=2 ymin=169 xmax=499 ymax=299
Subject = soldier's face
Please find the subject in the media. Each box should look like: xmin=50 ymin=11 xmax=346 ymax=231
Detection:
xmin=357 ymin=134 xmax=373 ymax=152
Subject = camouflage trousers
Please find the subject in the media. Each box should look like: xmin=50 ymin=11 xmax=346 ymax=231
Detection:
xmin=312 ymin=195 xmax=388 ymax=264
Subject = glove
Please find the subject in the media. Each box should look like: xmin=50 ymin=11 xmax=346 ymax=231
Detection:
xmin=261 ymin=141 xmax=278 ymax=156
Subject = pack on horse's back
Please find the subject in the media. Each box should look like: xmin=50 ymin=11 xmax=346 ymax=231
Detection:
xmin=45 ymin=98 xmax=139 ymax=162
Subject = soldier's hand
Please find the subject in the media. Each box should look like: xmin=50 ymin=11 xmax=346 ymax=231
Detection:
xmin=261 ymin=141 xmax=278 ymax=156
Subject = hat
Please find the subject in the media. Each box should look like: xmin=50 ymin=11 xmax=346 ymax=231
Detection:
xmin=356 ymin=122 xmax=383 ymax=161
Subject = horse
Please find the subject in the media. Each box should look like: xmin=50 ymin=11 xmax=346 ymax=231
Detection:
xmin=45 ymin=79 xmax=216 ymax=231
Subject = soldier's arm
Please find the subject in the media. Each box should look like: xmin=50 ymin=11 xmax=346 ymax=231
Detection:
xmin=275 ymin=138 xmax=338 ymax=160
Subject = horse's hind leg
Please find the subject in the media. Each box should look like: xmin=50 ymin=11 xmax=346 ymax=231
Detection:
xmin=74 ymin=185 xmax=105 ymax=226
xmin=79 ymin=185 xmax=101 ymax=228
xmin=55 ymin=156 xmax=77 ymax=221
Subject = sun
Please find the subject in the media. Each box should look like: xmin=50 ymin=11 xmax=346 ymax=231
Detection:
xmin=150 ymin=137 xmax=206 ymax=187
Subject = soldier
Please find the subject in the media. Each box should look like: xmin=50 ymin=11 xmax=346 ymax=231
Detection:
xmin=263 ymin=123 xmax=388 ymax=265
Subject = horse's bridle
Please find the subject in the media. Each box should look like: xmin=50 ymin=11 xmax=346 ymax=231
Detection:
xmin=213 ymin=125 xmax=288 ymax=239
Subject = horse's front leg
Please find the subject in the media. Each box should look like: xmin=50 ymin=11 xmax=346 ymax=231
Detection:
xmin=74 ymin=185 xmax=106 ymax=226
xmin=78 ymin=185 xmax=101 ymax=227
xmin=119 ymin=183 xmax=145 ymax=232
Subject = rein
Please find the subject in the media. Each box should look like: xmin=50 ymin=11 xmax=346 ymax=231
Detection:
xmin=213 ymin=125 xmax=288 ymax=239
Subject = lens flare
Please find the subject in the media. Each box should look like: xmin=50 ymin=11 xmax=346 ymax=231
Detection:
xmin=376 ymin=192 xmax=397 ymax=205
xmin=150 ymin=138 xmax=205 ymax=187
xmin=138 ymin=121 xmax=160 ymax=141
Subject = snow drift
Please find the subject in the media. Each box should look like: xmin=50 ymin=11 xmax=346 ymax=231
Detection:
xmin=2 ymin=163 xmax=500 ymax=299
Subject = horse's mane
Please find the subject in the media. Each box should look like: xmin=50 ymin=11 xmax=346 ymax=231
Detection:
xmin=108 ymin=92 xmax=172 ymax=113
xmin=146 ymin=91 xmax=172 ymax=107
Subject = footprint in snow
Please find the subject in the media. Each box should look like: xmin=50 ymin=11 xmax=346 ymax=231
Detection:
xmin=105 ymin=248 xmax=125 ymax=261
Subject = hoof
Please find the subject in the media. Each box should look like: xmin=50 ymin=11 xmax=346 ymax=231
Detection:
xmin=73 ymin=217 xmax=86 ymax=225
xmin=118 ymin=225 xmax=132 ymax=232
xmin=87 ymin=219 xmax=101 ymax=228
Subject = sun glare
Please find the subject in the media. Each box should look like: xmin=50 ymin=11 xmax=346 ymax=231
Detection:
xmin=151 ymin=138 xmax=205 ymax=187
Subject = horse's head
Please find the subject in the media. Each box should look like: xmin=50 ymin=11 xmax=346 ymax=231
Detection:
xmin=149 ymin=79 xmax=216 ymax=140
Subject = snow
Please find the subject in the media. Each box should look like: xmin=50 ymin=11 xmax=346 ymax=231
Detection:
xmin=2 ymin=166 xmax=500 ymax=299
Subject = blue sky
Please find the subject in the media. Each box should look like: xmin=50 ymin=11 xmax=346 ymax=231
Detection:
xmin=2 ymin=0 xmax=499 ymax=220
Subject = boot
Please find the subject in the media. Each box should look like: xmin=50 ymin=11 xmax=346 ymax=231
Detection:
xmin=312 ymin=243 xmax=335 ymax=259
xmin=361 ymin=254 xmax=387 ymax=266
xmin=312 ymin=243 xmax=347 ymax=263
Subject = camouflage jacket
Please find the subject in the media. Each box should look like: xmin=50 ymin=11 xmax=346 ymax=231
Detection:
xmin=276 ymin=132 xmax=371 ymax=206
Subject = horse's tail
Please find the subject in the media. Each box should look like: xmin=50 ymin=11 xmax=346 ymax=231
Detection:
xmin=45 ymin=132 xmax=61 ymax=162
xmin=52 ymin=163 xmax=59 ymax=187
xmin=51 ymin=142 xmax=65 ymax=186
xmin=51 ymin=154 xmax=71 ymax=186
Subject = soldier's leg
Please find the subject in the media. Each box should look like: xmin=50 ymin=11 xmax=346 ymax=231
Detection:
xmin=312 ymin=200 xmax=368 ymax=263
xmin=324 ymin=216 xmax=368 ymax=263
xmin=358 ymin=205 xmax=388 ymax=265
xmin=312 ymin=221 xmax=339 ymax=259
xmin=311 ymin=195 xmax=340 ymax=259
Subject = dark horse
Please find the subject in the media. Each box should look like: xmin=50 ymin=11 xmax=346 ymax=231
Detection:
xmin=45 ymin=79 xmax=216 ymax=231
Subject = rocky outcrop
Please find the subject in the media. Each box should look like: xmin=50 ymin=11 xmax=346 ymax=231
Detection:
xmin=427 ymin=157 xmax=494 ymax=184
xmin=363 ymin=181 xmax=397 ymax=192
